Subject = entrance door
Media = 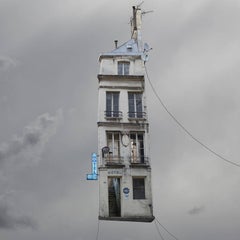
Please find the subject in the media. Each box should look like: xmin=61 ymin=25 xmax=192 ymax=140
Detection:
xmin=108 ymin=177 xmax=121 ymax=217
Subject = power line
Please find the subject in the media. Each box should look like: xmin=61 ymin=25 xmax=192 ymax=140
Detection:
xmin=154 ymin=220 xmax=166 ymax=240
xmin=155 ymin=218 xmax=179 ymax=240
xmin=144 ymin=64 xmax=240 ymax=168
xmin=96 ymin=219 xmax=100 ymax=240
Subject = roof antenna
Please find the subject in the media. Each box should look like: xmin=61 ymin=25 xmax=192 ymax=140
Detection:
xmin=137 ymin=1 xmax=144 ymax=8
xmin=142 ymin=10 xmax=154 ymax=15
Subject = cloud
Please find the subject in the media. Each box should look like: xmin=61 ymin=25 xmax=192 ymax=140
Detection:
xmin=0 ymin=204 xmax=36 ymax=229
xmin=0 ymin=109 xmax=63 ymax=164
xmin=0 ymin=56 xmax=16 ymax=72
xmin=188 ymin=205 xmax=205 ymax=215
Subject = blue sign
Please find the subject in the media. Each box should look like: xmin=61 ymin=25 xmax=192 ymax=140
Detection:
xmin=92 ymin=153 xmax=97 ymax=175
xmin=123 ymin=187 xmax=130 ymax=194
xmin=87 ymin=174 xmax=98 ymax=180
xmin=86 ymin=153 xmax=98 ymax=181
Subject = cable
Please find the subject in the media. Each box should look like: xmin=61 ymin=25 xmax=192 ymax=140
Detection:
xmin=96 ymin=219 xmax=100 ymax=240
xmin=154 ymin=220 xmax=165 ymax=240
xmin=144 ymin=64 xmax=240 ymax=168
xmin=155 ymin=218 xmax=179 ymax=240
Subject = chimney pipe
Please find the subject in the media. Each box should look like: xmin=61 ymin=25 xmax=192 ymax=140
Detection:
xmin=114 ymin=40 xmax=118 ymax=49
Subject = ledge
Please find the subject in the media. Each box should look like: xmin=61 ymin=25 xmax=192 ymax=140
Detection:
xmin=98 ymin=74 xmax=144 ymax=81
xmin=99 ymin=216 xmax=155 ymax=223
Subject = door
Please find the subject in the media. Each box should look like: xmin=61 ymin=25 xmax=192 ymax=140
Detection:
xmin=108 ymin=177 xmax=121 ymax=217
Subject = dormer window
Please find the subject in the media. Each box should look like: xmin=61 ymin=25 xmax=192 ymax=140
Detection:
xmin=118 ymin=61 xmax=130 ymax=75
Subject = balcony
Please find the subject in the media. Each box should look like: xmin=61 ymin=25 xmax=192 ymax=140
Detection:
xmin=129 ymin=156 xmax=149 ymax=167
xmin=128 ymin=112 xmax=147 ymax=120
xmin=105 ymin=111 xmax=123 ymax=120
xmin=104 ymin=154 xmax=124 ymax=167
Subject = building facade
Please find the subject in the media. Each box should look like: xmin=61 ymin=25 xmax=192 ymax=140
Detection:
xmin=98 ymin=6 xmax=154 ymax=222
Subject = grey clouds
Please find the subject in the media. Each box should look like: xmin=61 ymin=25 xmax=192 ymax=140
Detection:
xmin=0 ymin=0 xmax=240 ymax=239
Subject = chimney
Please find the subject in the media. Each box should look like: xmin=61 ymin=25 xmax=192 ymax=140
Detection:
xmin=114 ymin=40 xmax=118 ymax=49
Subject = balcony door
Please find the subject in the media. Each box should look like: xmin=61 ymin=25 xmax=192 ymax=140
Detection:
xmin=130 ymin=133 xmax=144 ymax=163
xmin=106 ymin=92 xmax=119 ymax=117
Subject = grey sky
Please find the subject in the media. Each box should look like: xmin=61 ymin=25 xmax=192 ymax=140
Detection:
xmin=0 ymin=0 xmax=240 ymax=239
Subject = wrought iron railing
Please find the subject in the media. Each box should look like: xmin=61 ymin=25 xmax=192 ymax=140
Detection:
xmin=128 ymin=112 xmax=147 ymax=119
xmin=129 ymin=156 xmax=149 ymax=165
xmin=105 ymin=111 xmax=123 ymax=119
xmin=105 ymin=155 xmax=124 ymax=165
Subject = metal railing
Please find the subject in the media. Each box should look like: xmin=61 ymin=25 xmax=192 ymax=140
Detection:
xmin=105 ymin=155 xmax=124 ymax=165
xmin=129 ymin=156 xmax=149 ymax=165
xmin=128 ymin=112 xmax=147 ymax=119
xmin=105 ymin=111 xmax=123 ymax=119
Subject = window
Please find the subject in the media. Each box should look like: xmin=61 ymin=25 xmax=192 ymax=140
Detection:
xmin=133 ymin=178 xmax=145 ymax=199
xmin=130 ymin=133 xmax=144 ymax=163
xmin=106 ymin=92 xmax=120 ymax=117
xmin=107 ymin=132 xmax=120 ymax=158
xmin=118 ymin=62 xmax=130 ymax=75
xmin=128 ymin=92 xmax=143 ymax=118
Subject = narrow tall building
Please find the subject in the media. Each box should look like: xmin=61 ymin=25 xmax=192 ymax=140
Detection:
xmin=98 ymin=6 xmax=154 ymax=222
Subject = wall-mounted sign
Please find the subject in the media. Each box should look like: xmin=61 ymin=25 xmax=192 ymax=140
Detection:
xmin=86 ymin=153 xmax=98 ymax=180
xmin=123 ymin=187 xmax=130 ymax=199
xmin=87 ymin=174 xmax=98 ymax=180
xmin=92 ymin=153 xmax=97 ymax=175
xmin=123 ymin=187 xmax=130 ymax=194
xmin=108 ymin=169 xmax=123 ymax=175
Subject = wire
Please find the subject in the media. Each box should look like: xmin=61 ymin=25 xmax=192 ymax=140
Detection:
xmin=144 ymin=64 xmax=240 ymax=168
xmin=154 ymin=220 xmax=166 ymax=240
xmin=96 ymin=219 xmax=100 ymax=240
xmin=155 ymin=218 xmax=179 ymax=240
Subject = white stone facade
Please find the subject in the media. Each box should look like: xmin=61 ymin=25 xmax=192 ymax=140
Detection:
xmin=98 ymin=6 xmax=154 ymax=222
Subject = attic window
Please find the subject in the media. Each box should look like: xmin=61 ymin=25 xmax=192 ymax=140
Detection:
xmin=118 ymin=61 xmax=130 ymax=75
xmin=126 ymin=44 xmax=133 ymax=51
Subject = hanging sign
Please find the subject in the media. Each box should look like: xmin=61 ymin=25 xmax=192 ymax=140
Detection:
xmin=86 ymin=153 xmax=98 ymax=180
xmin=92 ymin=153 xmax=97 ymax=175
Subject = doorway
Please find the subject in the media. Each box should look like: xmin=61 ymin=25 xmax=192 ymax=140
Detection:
xmin=108 ymin=177 xmax=121 ymax=217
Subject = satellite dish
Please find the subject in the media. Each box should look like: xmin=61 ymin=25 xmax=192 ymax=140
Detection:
xmin=141 ymin=53 xmax=149 ymax=62
xmin=144 ymin=43 xmax=150 ymax=51
xmin=102 ymin=146 xmax=110 ymax=154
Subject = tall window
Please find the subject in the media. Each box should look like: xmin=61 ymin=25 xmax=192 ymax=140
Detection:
xmin=128 ymin=92 xmax=143 ymax=118
xmin=118 ymin=62 xmax=130 ymax=75
xmin=130 ymin=133 xmax=144 ymax=163
xmin=106 ymin=92 xmax=119 ymax=117
xmin=133 ymin=178 xmax=145 ymax=199
xmin=107 ymin=132 xmax=120 ymax=157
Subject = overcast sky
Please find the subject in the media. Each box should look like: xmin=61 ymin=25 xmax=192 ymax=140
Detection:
xmin=0 ymin=0 xmax=240 ymax=239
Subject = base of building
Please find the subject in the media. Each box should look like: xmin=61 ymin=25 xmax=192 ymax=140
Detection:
xmin=98 ymin=216 xmax=155 ymax=223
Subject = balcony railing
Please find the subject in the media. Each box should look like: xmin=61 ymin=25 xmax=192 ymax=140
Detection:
xmin=129 ymin=156 xmax=149 ymax=166
xmin=128 ymin=112 xmax=147 ymax=119
xmin=105 ymin=111 xmax=123 ymax=119
xmin=105 ymin=155 xmax=124 ymax=166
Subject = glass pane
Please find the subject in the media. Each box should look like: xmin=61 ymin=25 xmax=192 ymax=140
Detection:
xmin=124 ymin=63 xmax=129 ymax=75
xmin=138 ymin=134 xmax=144 ymax=163
xmin=113 ymin=133 xmax=120 ymax=156
xmin=118 ymin=63 xmax=123 ymax=75
xmin=113 ymin=93 xmax=119 ymax=117
xmin=107 ymin=134 xmax=113 ymax=154
xmin=136 ymin=93 xmax=143 ymax=118
xmin=128 ymin=93 xmax=135 ymax=117
xmin=106 ymin=93 xmax=112 ymax=117
xmin=133 ymin=178 xmax=145 ymax=199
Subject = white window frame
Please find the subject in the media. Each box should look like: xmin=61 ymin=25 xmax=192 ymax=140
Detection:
xmin=128 ymin=92 xmax=143 ymax=118
xmin=118 ymin=61 xmax=130 ymax=75
xmin=106 ymin=92 xmax=120 ymax=117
